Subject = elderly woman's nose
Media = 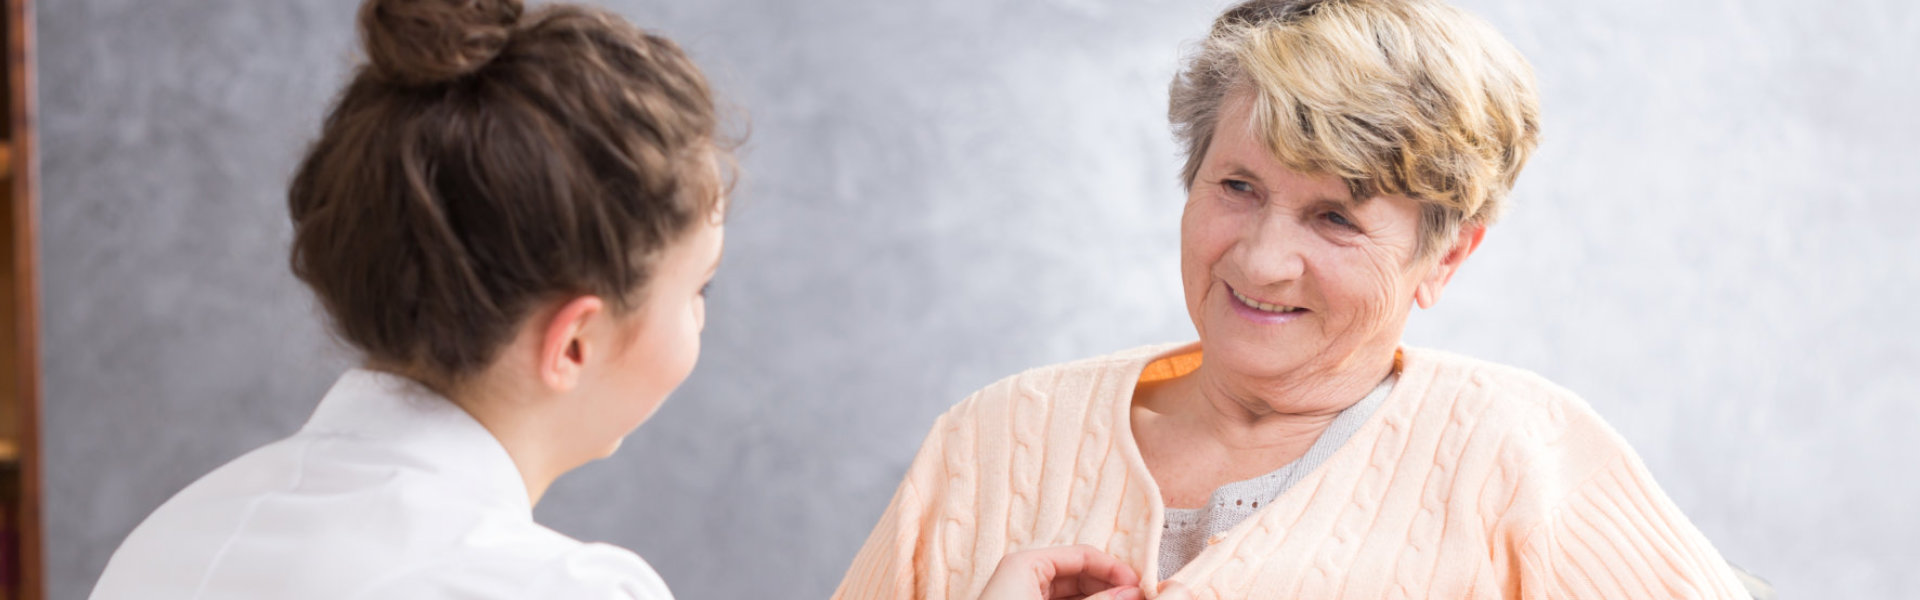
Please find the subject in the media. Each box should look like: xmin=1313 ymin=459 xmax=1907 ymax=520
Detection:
xmin=1234 ymin=216 xmax=1308 ymax=284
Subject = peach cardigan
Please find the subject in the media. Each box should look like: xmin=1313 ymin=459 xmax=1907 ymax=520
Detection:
xmin=833 ymin=343 xmax=1748 ymax=599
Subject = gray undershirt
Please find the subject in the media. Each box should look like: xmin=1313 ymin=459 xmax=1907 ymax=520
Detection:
xmin=1157 ymin=374 xmax=1397 ymax=580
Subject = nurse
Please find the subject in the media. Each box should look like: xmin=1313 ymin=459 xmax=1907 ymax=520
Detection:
xmin=87 ymin=0 xmax=1161 ymax=598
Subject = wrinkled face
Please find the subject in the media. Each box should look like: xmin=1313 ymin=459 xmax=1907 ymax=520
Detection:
xmin=1182 ymin=95 xmax=1443 ymax=383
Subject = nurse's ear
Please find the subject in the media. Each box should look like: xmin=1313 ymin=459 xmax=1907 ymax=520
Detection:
xmin=536 ymin=295 xmax=606 ymax=392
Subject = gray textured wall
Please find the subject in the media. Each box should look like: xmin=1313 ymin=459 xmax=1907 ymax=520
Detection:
xmin=37 ymin=0 xmax=1918 ymax=598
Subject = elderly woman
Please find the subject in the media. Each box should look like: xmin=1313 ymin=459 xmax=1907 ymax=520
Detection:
xmin=835 ymin=0 xmax=1748 ymax=598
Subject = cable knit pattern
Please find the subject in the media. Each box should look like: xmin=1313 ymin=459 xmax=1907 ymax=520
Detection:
xmin=833 ymin=343 xmax=1748 ymax=599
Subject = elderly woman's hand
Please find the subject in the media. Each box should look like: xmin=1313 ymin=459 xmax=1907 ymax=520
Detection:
xmin=975 ymin=545 xmax=1185 ymax=600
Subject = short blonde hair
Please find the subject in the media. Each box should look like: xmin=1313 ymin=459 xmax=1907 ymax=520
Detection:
xmin=1170 ymin=0 xmax=1541 ymax=257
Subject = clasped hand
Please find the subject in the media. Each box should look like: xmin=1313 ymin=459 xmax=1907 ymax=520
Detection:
xmin=976 ymin=545 xmax=1192 ymax=600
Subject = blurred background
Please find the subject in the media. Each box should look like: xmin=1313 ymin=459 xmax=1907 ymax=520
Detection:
xmin=31 ymin=0 xmax=1920 ymax=598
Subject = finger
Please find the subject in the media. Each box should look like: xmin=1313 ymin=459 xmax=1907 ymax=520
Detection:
xmin=1034 ymin=545 xmax=1140 ymax=596
xmin=1057 ymin=570 xmax=1138 ymax=597
xmin=1052 ymin=544 xmax=1141 ymax=586
xmin=1081 ymin=585 xmax=1145 ymax=600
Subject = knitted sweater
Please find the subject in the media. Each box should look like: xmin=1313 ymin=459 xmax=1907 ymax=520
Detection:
xmin=833 ymin=343 xmax=1748 ymax=599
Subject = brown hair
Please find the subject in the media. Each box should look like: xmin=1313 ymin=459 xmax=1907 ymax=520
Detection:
xmin=1170 ymin=0 xmax=1540 ymax=258
xmin=288 ymin=0 xmax=728 ymax=391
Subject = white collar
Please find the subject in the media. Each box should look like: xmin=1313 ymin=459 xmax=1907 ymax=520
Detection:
xmin=301 ymin=368 xmax=532 ymax=514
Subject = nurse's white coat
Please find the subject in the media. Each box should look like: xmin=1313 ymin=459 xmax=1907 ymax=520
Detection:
xmin=90 ymin=369 xmax=672 ymax=599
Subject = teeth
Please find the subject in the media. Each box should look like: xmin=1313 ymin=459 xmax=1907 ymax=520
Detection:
xmin=1232 ymin=288 xmax=1301 ymax=313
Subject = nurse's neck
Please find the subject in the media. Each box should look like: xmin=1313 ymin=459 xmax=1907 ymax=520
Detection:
xmin=443 ymin=372 xmax=596 ymax=507
xmin=432 ymin=318 xmax=628 ymax=507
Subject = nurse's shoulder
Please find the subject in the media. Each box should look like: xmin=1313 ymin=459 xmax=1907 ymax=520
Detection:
xmin=359 ymin=534 xmax=672 ymax=599
xmin=89 ymin=438 xmax=313 ymax=598
xmin=89 ymin=369 xmax=673 ymax=599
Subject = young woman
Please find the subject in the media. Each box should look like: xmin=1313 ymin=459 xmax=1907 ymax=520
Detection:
xmin=87 ymin=1 xmax=1162 ymax=598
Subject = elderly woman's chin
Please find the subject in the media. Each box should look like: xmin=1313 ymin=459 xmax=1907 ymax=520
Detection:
xmin=1196 ymin=293 xmax=1325 ymax=380
xmin=1190 ymin=279 xmax=1410 ymax=387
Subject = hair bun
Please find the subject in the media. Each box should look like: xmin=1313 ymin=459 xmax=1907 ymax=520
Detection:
xmin=360 ymin=0 xmax=524 ymax=86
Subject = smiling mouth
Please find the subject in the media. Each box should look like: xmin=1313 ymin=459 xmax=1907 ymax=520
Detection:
xmin=1230 ymin=287 xmax=1305 ymax=314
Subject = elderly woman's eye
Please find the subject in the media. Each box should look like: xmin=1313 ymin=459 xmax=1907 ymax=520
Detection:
xmin=1224 ymin=179 xmax=1256 ymax=194
xmin=1324 ymin=211 xmax=1357 ymax=229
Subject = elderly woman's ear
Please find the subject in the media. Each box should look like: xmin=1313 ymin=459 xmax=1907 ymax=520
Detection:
xmin=1413 ymin=224 xmax=1487 ymax=309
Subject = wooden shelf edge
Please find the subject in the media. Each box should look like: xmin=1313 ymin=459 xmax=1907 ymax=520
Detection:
xmin=6 ymin=0 xmax=42 ymax=597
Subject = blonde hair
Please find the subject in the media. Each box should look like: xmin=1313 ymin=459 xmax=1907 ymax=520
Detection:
xmin=1170 ymin=0 xmax=1541 ymax=257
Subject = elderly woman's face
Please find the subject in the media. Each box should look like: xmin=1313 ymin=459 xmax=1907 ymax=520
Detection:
xmin=1182 ymin=97 xmax=1467 ymax=382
